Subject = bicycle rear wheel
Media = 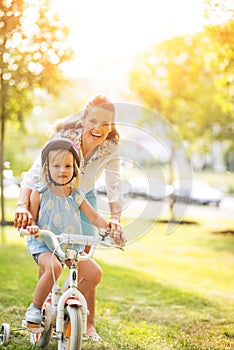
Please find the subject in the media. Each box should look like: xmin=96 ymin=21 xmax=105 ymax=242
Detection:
xmin=58 ymin=305 xmax=82 ymax=350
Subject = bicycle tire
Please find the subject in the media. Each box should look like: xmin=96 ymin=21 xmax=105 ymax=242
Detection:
xmin=58 ymin=305 xmax=82 ymax=350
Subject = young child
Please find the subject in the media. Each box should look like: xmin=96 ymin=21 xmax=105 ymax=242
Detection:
xmin=25 ymin=139 xmax=123 ymax=336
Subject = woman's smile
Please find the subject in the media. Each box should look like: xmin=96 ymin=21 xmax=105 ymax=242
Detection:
xmin=90 ymin=131 xmax=102 ymax=138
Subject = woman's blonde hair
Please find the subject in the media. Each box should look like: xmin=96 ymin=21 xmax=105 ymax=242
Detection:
xmin=42 ymin=149 xmax=80 ymax=190
xmin=54 ymin=94 xmax=120 ymax=140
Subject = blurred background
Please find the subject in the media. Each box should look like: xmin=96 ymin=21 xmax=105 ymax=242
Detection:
xmin=1 ymin=0 xmax=234 ymax=225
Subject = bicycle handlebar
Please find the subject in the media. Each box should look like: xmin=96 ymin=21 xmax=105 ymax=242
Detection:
xmin=19 ymin=228 xmax=124 ymax=261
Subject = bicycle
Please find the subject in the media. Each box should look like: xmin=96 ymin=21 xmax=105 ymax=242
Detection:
xmin=0 ymin=228 xmax=124 ymax=349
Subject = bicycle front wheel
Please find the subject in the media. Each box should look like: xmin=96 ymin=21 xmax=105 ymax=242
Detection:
xmin=58 ymin=305 xmax=82 ymax=350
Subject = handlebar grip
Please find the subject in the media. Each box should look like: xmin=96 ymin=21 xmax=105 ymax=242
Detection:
xmin=19 ymin=228 xmax=31 ymax=237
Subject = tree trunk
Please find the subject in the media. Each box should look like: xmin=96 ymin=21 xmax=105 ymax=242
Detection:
xmin=0 ymin=79 xmax=6 ymax=224
xmin=0 ymin=23 xmax=6 ymax=225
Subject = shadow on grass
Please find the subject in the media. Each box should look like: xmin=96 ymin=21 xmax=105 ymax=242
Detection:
xmin=97 ymin=260 xmax=223 ymax=324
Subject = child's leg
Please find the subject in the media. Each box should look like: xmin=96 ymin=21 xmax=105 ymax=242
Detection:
xmin=33 ymin=252 xmax=62 ymax=307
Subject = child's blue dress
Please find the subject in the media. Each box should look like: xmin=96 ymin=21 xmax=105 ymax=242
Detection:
xmin=27 ymin=187 xmax=86 ymax=256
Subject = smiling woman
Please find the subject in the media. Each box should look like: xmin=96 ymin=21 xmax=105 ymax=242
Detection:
xmin=14 ymin=93 xmax=123 ymax=340
xmin=15 ymin=93 xmax=122 ymax=231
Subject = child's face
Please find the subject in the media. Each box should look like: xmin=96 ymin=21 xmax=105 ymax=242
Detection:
xmin=49 ymin=150 xmax=74 ymax=185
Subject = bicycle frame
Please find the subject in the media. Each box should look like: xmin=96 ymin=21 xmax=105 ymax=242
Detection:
xmin=20 ymin=229 xmax=117 ymax=346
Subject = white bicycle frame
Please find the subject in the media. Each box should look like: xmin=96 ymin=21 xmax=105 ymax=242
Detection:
xmin=19 ymin=229 xmax=115 ymax=339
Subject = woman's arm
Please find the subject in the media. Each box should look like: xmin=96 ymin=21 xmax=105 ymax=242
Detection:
xmin=14 ymin=188 xmax=33 ymax=229
xmin=14 ymin=156 xmax=41 ymax=229
xmin=109 ymin=201 xmax=121 ymax=221
xmin=105 ymin=157 xmax=122 ymax=221
xmin=20 ymin=156 xmax=41 ymax=189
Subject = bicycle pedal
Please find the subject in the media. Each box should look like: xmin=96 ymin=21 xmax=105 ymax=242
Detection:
xmin=26 ymin=321 xmax=42 ymax=328
xmin=22 ymin=318 xmax=42 ymax=329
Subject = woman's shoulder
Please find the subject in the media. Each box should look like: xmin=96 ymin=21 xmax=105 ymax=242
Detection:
xmin=98 ymin=139 xmax=118 ymax=156
xmin=55 ymin=128 xmax=82 ymax=143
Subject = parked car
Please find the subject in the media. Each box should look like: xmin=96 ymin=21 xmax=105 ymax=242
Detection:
xmin=128 ymin=177 xmax=173 ymax=201
xmin=96 ymin=176 xmax=173 ymax=201
xmin=172 ymin=179 xmax=223 ymax=207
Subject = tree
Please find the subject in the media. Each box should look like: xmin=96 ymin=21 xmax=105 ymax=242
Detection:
xmin=129 ymin=22 xmax=234 ymax=159
xmin=0 ymin=0 xmax=73 ymax=224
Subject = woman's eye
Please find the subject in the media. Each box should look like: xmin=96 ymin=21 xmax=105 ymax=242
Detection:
xmin=89 ymin=118 xmax=97 ymax=124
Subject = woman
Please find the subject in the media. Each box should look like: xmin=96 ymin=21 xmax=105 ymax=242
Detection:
xmin=14 ymin=94 xmax=123 ymax=340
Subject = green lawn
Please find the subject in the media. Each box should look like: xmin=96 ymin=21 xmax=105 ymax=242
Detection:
xmin=0 ymin=216 xmax=234 ymax=350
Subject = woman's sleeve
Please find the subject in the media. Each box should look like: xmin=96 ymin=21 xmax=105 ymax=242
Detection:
xmin=105 ymin=156 xmax=122 ymax=204
xmin=20 ymin=156 xmax=42 ymax=190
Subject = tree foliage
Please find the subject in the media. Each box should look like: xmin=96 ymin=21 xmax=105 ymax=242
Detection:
xmin=0 ymin=0 xmax=74 ymax=222
xmin=129 ymin=3 xmax=234 ymax=157
xmin=0 ymin=0 xmax=73 ymax=122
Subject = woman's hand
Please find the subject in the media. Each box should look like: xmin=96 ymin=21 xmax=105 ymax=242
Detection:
xmin=14 ymin=205 xmax=33 ymax=229
xmin=107 ymin=219 xmax=126 ymax=247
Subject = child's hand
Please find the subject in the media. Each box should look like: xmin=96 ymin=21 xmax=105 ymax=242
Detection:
xmin=107 ymin=219 xmax=126 ymax=247
xmin=26 ymin=225 xmax=39 ymax=237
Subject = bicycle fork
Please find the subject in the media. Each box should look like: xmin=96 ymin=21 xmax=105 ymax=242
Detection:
xmin=56 ymin=259 xmax=88 ymax=338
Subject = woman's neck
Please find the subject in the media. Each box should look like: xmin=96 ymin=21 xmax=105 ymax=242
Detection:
xmin=81 ymin=134 xmax=96 ymax=159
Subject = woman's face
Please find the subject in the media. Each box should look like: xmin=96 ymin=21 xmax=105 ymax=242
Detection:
xmin=82 ymin=106 xmax=114 ymax=148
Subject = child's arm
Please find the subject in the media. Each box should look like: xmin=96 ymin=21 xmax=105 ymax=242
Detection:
xmin=80 ymin=199 xmax=126 ymax=247
xmin=28 ymin=189 xmax=40 ymax=225
xmin=23 ymin=190 xmax=40 ymax=236
xmin=80 ymin=199 xmax=107 ymax=229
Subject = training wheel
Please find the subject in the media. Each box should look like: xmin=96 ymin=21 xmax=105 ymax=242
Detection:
xmin=0 ymin=323 xmax=10 ymax=345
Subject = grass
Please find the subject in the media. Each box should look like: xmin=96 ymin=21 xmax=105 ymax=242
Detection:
xmin=0 ymin=214 xmax=234 ymax=350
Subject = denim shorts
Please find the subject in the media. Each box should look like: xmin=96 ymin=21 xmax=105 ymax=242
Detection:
xmin=32 ymin=253 xmax=41 ymax=264
xmin=32 ymin=252 xmax=62 ymax=264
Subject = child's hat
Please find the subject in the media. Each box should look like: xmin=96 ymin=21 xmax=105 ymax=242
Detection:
xmin=41 ymin=138 xmax=80 ymax=167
